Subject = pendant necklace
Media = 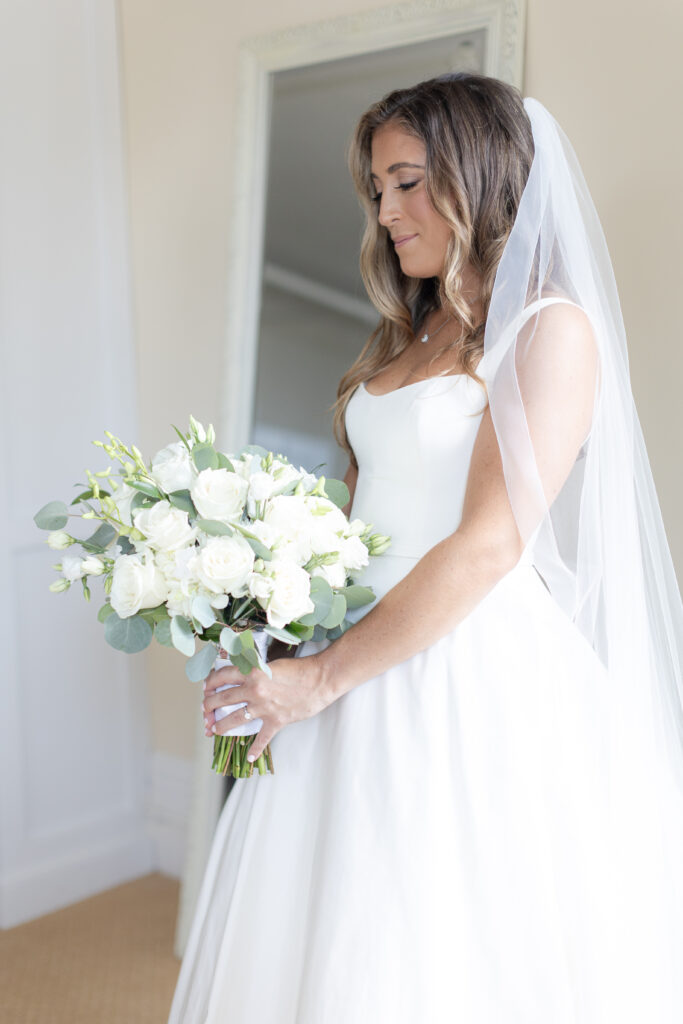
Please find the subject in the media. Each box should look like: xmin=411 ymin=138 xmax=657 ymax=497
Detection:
xmin=420 ymin=313 xmax=454 ymax=343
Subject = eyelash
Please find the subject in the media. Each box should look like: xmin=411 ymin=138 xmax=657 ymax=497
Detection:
xmin=370 ymin=180 xmax=419 ymax=204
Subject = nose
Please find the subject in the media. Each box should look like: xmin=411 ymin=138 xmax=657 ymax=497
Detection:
xmin=377 ymin=189 xmax=401 ymax=230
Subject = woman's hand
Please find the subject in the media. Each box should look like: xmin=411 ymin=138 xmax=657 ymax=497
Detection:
xmin=202 ymin=653 xmax=332 ymax=763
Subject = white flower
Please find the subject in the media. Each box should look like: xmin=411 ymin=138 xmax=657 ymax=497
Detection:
xmin=340 ymin=534 xmax=369 ymax=573
xmin=191 ymin=468 xmax=248 ymax=523
xmin=194 ymin=534 xmax=255 ymax=596
xmin=47 ymin=531 xmax=74 ymax=550
xmin=133 ymin=500 xmax=196 ymax=552
xmin=263 ymin=561 xmax=315 ymax=629
xmin=62 ymin=555 xmax=85 ymax=581
xmin=263 ymin=495 xmax=314 ymax=565
xmin=110 ymin=552 xmax=168 ymax=618
xmin=81 ymin=555 xmax=105 ymax=576
xmin=246 ymin=570 xmax=274 ymax=602
xmin=49 ymin=578 xmax=71 ymax=592
xmin=311 ymin=562 xmax=347 ymax=588
xmin=305 ymin=495 xmax=348 ymax=534
xmin=113 ymin=483 xmax=138 ymax=527
xmin=151 ymin=442 xmax=196 ymax=493
xmin=345 ymin=518 xmax=366 ymax=537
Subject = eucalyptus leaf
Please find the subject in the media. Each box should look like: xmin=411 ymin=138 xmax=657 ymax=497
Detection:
xmin=240 ymin=444 xmax=269 ymax=459
xmin=297 ymin=575 xmax=334 ymax=625
xmin=342 ymin=584 xmax=376 ymax=609
xmin=129 ymin=479 xmax=163 ymax=499
xmin=240 ymin=646 xmax=260 ymax=669
xmin=320 ymin=592 xmax=347 ymax=629
xmin=219 ymin=626 xmax=242 ymax=656
xmin=263 ymin=624 xmax=301 ymax=645
xmin=240 ymin=629 xmax=255 ymax=650
xmin=321 ymin=478 xmax=350 ymax=509
xmin=118 ymin=535 xmax=135 ymax=555
xmin=97 ymin=603 xmax=115 ymax=623
xmin=104 ymin=611 xmax=153 ymax=653
xmin=196 ymin=518 xmax=233 ymax=536
xmin=191 ymin=595 xmax=216 ymax=629
xmin=192 ymin=443 xmax=219 ymax=471
xmin=243 ymin=534 xmax=272 ymax=561
xmin=185 ymin=642 xmax=218 ymax=682
xmin=285 ymin=622 xmax=315 ymax=641
xmin=230 ymin=652 xmax=255 ymax=675
xmin=168 ymin=489 xmax=195 ymax=515
xmin=155 ymin=618 xmax=174 ymax=647
xmin=170 ymin=615 xmax=195 ymax=657
xmin=81 ymin=522 xmax=117 ymax=552
xmin=71 ymin=489 xmax=93 ymax=506
xmin=34 ymin=500 xmax=68 ymax=531
xmin=216 ymin=452 xmax=235 ymax=472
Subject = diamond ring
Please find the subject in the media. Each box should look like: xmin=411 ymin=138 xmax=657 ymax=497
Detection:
xmin=243 ymin=708 xmax=252 ymax=721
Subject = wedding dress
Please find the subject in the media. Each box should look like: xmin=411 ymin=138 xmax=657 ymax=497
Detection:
xmin=167 ymin=295 xmax=683 ymax=1024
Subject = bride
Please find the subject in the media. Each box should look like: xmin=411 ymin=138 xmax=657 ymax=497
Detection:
xmin=168 ymin=73 xmax=683 ymax=1022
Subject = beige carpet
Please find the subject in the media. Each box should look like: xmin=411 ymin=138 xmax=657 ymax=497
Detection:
xmin=0 ymin=873 xmax=182 ymax=1024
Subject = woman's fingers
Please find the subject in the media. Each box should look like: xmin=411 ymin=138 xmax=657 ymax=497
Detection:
xmin=246 ymin=727 xmax=276 ymax=763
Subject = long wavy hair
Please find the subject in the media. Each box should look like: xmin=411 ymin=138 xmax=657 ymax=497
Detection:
xmin=331 ymin=72 xmax=536 ymax=469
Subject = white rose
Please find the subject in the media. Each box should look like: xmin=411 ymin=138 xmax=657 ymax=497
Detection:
xmin=47 ymin=531 xmax=74 ymax=550
xmin=346 ymin=518 xmax=366 ymax=536
xmin=194 ymin=534 xmax=255 ymax=595
xmin=340 ymin=534 xmax=370 ymax=573
xmin=305 ymin=495 xmax=348 ymax=534
xmin=151 ymin=442 xmax=196 ymax=493
xmin=311 ymin=562 xmax=347 ymax=588
xmin=246 ymin=570 xmax=275 ymax=602
xmin=263 ymin=495 xmax=314 ymax=565
xmin=265 ymin=561 xmax=315 ymax=628
xmin=132 ymin=500 xmax=196 ymax=551
xmin=113 ymin=482 xmax=138 ymax=527
xmin=191 ymin=468 xmax=248 ymax=523
xmin=81 ymin=555 xmax=105 ymax=576
xmin=61 ymin=555 xmax=85 ymax=581
xmin=110 ymin=553 xmax=168 ymax=618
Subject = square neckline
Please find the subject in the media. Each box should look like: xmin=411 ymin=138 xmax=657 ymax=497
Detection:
xmin=359 ymin=373 xmax=468 ymax=398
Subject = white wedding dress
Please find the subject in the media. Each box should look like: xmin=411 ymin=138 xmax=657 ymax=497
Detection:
xmin=168 ymin=297 xmax=683 ymax=1023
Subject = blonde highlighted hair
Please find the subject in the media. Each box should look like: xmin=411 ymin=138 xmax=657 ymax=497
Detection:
xmin=331 ymin=72 xmax=536 ymax=468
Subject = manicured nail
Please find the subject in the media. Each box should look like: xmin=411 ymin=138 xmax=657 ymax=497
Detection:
xmin=211 ymin=725 xmax=217 ymax=733
xmin=247 ymin=754 xmax=255 ymax=762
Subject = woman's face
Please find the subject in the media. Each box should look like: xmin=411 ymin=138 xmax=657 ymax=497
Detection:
xmin=370 ymin=123 xmax=452 ymax=279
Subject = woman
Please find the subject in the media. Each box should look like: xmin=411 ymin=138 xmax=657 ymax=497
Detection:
xmin=168 ymin=73 xmax=683 ymax=1022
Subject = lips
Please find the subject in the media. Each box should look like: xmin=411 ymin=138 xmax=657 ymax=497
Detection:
xmin=393 ymin=234 xmax=417 ymax=248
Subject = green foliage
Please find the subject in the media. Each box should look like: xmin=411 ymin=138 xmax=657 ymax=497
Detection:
xmin=34 ymin=501 xmax=68 ymax=531
xmin=321 ymin=478 xmax=350 ymax=509
xmin=81 ymin=522 xmax=117 ymax=552
xmin=170 ymin=615 xmax=195 ymax=656
xmin=168 ymin=489 xmax=195 ymax=515
xmin=196 ymin=519 xmax=233 ymax=536
xmin=104 ymin=611 xmax=153 ymax=653
xmin=185 ymin=642 xmax=218 ymax=682
xmin=129 ymin=479 xmax=163 ymax=500
xmin=297 ymin=575 xmax=333 ymax=626
xmin=192 ymin=444 xmax=219 ymax=471
xmin=341 ymin=584 xmax=376 ymax=609
xmin=155 ymin=618 xmax=174 ymax=647
xmin=97 ymin=603 xmax=115 ymax=623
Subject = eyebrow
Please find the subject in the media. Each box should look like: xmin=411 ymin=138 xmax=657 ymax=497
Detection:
xmin=370 ymin=162 xmax=424 ymax=180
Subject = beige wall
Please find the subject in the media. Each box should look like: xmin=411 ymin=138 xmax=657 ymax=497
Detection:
xmin=117 ymin=0 xmax=683 ymax=760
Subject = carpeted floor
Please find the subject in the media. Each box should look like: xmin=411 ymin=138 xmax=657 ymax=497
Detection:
xmin=0 ymin=873 xmax=181 ymax=1023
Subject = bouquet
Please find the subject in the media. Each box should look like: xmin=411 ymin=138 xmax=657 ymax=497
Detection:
xmin=34 ymin=416 xmax=391 ymax=778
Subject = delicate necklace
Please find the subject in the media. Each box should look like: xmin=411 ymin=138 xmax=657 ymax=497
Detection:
xmin=419 ymin=313 xmax=454 ymax=343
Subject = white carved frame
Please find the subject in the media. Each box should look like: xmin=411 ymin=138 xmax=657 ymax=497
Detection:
xmin=178 ymin=0 xmax=526 ymax=957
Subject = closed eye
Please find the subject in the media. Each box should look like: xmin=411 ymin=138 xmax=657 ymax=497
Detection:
xmin=370 ymin=180 xmax=419 ymax=204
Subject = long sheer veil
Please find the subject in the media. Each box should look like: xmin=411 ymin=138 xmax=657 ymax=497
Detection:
xmin=479 ymin=97 xmax=683 ymax=801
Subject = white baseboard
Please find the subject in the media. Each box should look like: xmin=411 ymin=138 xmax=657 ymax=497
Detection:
xmin=145 ymin=751 xmax=194 ymax=880
xmin=0 ymin=826 xmax=155 ymax=929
